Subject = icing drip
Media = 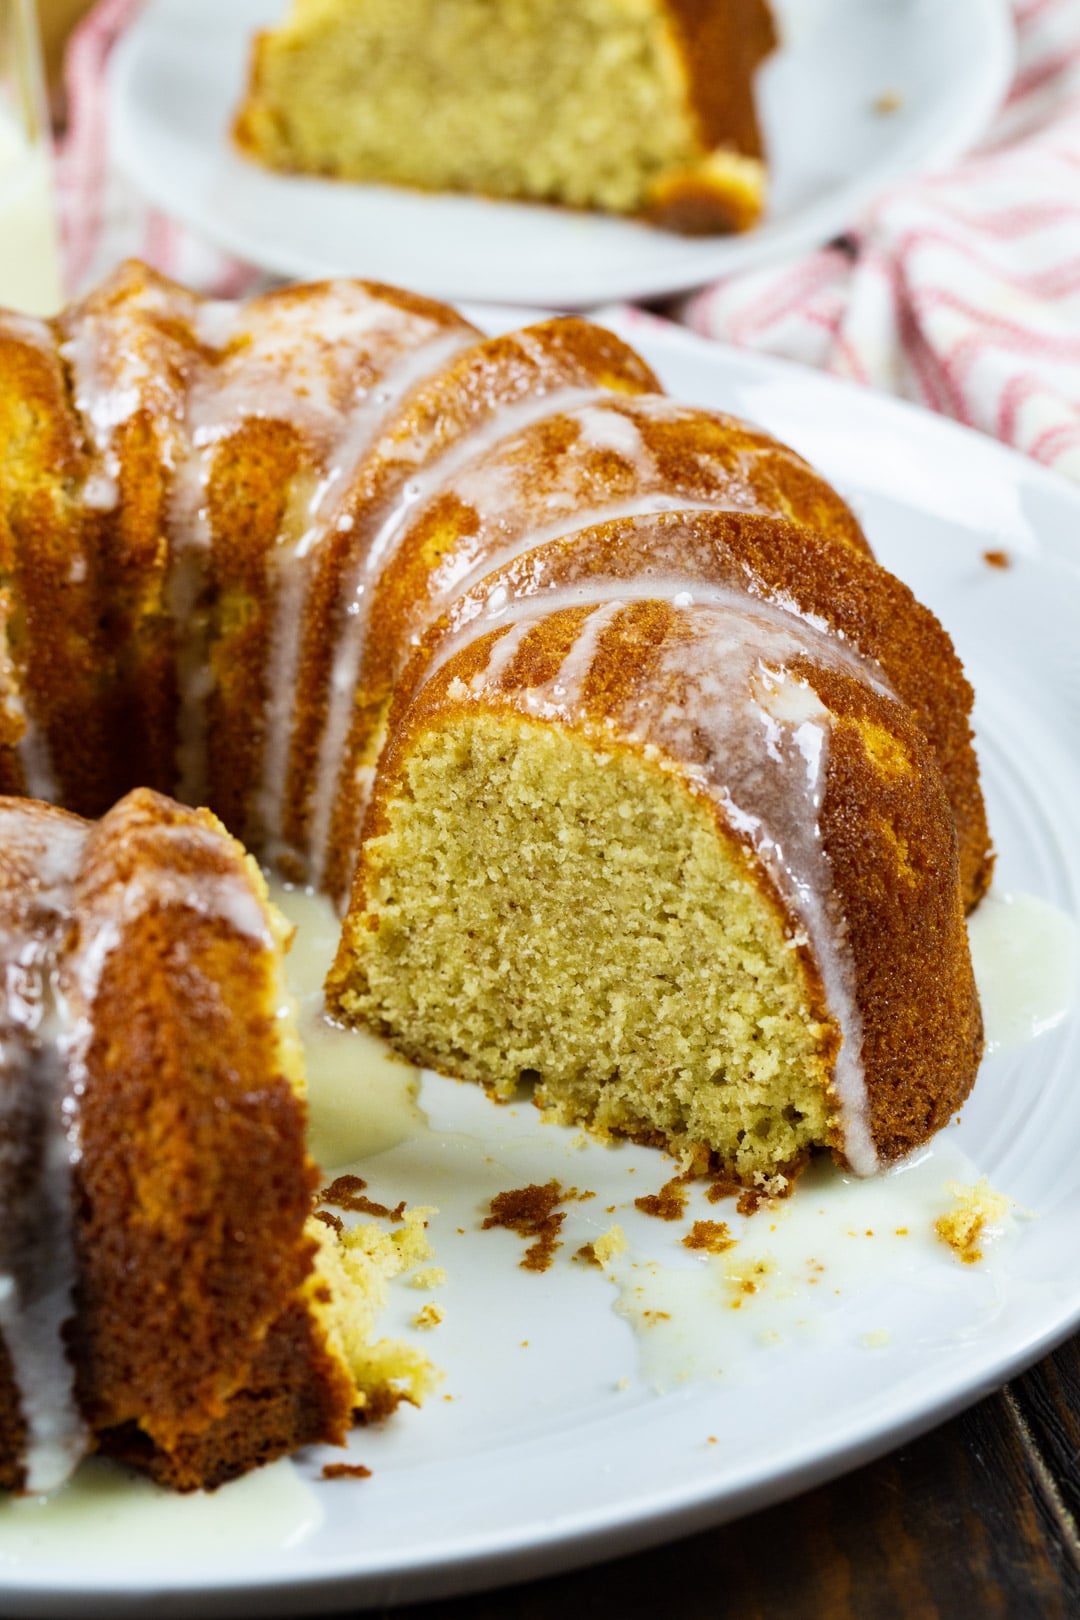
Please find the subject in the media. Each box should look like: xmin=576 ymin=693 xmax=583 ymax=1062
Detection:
xmin=169 ymin=291 xmax=472 ymax=812
xmin=0 ymin=809 xmax=90 ymax=1493
xmin=306 ymin=383 xmax=610 ymax=891
xmin=439 ymin=591 xmax=883 ymax=1176
xmin=62 ymin=275 xmax=474 ymax=819
xmin=256 ymin=326 xmax=475 ymax=859
xmin=66 ymin=824 xmax=274 ymax=1023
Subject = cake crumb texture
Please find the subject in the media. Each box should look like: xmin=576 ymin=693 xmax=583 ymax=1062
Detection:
xmin=934 ymin=1179 xmax=1013 ymax=1265
xmin=234 ymin=0 xmax=775 ymax=231
xmin=335 ymin=715 xmax=835 ymax=1183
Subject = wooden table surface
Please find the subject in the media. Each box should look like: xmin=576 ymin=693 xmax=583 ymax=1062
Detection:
xmin=330 ymin=1333 xmax=1080 ymax=1620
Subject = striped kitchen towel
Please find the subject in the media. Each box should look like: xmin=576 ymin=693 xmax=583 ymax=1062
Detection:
xmin=678 ymin=0 xmax=1080 ymax=482
xmin=54 ymin=0 xmax=264 ymax=298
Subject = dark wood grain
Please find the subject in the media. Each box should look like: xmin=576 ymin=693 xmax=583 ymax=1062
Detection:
xmin=353 ymin=1336 xmax=1080 ymax=1620
xmin=1010 ymin=1335 xmax=1080 ymax=1544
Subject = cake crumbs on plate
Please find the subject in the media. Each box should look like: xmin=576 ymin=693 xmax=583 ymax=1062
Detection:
xmin=322 ymin=1462 xmax=372 ymax=1481
xmin=412 ymin=1303 xmax=444 ymax=1330
xmin=575 ymin=1224 xmax=627 ymax=1268
xmin=683 ymin=1220 xmax=736 ymax=1255
xmin=482 ymin=1180 xmax=592 ymax=1271
xmin=861 ymin=1329 xmax=892 ymax=1349
xmin=319 ymin=1173 xmax=406 ymax=1222
xmin=872 ymin=89 xmax=904 ymax=114
xmin=935 ymin=1178 xmax=1013 ymax=1264
xmin=983 ymin=548 xmax=1011 ymax=569
xmin=410 ymin=1266 xmax=447 ymax=1290
xmin=634 ymin=1174 xmax=691 ymax=1221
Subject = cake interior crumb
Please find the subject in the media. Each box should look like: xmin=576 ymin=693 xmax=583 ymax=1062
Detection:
xmin=934 ymin=1178 xmax=1013 ymax=1264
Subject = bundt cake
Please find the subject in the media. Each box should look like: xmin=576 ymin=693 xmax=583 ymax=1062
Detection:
xmin=0 ymin=788 xmax=432 ymax=1496
xmin=233 ymin=0 xmax=776 ymax=234
xmin=0 ymin=261 xmax=990 ymax=1485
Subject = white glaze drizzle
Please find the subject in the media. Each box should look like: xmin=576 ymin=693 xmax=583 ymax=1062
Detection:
xmin=306 ymin=382 xmax=611 ymax=890
xmin=0 ymin=808 xmax=90 ymax=1493
xmin=428 ymin=573 xmax=892 ymax=702
xmin=61 ymin=277 xmax=473 ymax=814
xmin=255 ymin=326 xmax=474 ymax=861
xmin=389 ymin=390 xmax=807 ymax=672
xmin=0 ymin=311 xmax=54 ymax=352
xmin=171 ymin=292 xmax=471 ymax=809
xmin=308 ymin=389 xmax=783 ymax=885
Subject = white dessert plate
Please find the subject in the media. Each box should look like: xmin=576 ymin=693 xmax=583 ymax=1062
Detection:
xmin=107 ymin=0 xmax=1014 ymax=307
xmin=2 ymin=318 xmax=1080 ymax=1619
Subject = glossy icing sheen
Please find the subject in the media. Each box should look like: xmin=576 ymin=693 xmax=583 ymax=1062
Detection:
xmin=0 ymin=808 xmax=88 ymax=1492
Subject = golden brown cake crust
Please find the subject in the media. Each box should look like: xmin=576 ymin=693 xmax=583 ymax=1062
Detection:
xmin=97 ymin=1302 xmax=356 ymax=1493
xmin=68 ymin=792 xmax=319 ymax=1449
xmin=665 ymin=0 xmax=777 ymax=159
xmin=0 ymin=788 xmax=357 ymax=1493
xmin=0 ymin=319 xmax=115 ymax=811
xmin=805 ymin=665 xmax=982 ymax=1162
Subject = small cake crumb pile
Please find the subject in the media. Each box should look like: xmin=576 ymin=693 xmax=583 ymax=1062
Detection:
xmin=983 ymin=549 xmax=1011 ymax=570
xmin=706 ymin=1170 xmax=788 ymax=1217
xmin=682 ymin=1220 xmax=736 ymax=1255
xmin=307 ymin=1205 xmax=440 ymax=1419
xmin=410 ymin=1267 xmax=447 ymax=1290
xmin=872 ymin=89 xmax=904 ymax=115
xmin=574 ymin=1224 xmax=627 ymax=1268
xmin=322 ymin=1462 xmax=373 ymax=1481
xmin=412 ymin=1304 xmax=445 ymax=1331
xmin=634 ymin=1175 xmax=691 ymax=1222
xmin=935 ymin=1179 xmax=1013 ymax=1264
xmin=320 ymin=1174 xmax=406 ymax=1222
xmin=483 ymin=1180 xmax=587 ymax=1271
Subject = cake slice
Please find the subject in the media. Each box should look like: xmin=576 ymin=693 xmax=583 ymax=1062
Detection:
xmin=328 ymin=583 xmax=983 ymax=1187
xmin=234 ymin=0 xmax=777 ymax=233
xmin=0 ymin=788 xmax=433 ymax=1495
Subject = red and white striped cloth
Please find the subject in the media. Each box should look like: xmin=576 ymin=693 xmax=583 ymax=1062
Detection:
xmin=54 ymin=0 xmax=1080 ymax=481
xmin=54 ymin=0 xmax=264 ymax=298
xmin=679 ymin=0 xmax=1080 ymax=483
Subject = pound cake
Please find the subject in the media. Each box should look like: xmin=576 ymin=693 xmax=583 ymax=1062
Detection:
xmin=233 ymin=0 xmax=777 ymax=233
xmin=0 ymin=789 xmax=432 ymax=1496
xmin=0 ymin=263 xmax=988 ymax=1329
